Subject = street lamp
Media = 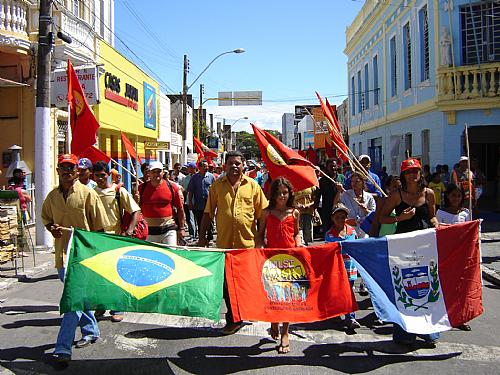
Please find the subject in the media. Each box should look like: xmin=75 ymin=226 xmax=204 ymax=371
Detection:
xmin=181 ymin=48 xmax=245 ymax=162
xmin=228 ymin=117 xmax=249 ymax=151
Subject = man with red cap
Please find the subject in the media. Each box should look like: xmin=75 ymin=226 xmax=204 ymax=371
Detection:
xmin=41 ymin=154 xmax=109 ymax=363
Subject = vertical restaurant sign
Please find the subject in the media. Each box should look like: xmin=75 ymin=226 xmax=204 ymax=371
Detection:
xmin=143 ymin=82 xmax=157 ymax=130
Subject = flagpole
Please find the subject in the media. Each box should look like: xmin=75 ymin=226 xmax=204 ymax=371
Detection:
xmin=305 ymin=108 xmax=386 ymax=197
xmin=67 ymin=103 xmax=72 ymax=153
xmin=109 ymin=156 xmax=142 ymax=184
xmin=125 ymin=150 xmax=139 ymax=185
xmin=464 ymin=123 xmax=473 ymax=218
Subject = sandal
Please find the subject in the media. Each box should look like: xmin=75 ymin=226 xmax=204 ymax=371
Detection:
xmin=277 ymin=344 xmax=290 ymax=354
xmin=269 ymin=323 xmax=280 ymax=340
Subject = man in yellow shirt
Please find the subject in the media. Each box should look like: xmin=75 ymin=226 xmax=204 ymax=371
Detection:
xmin=41 ymin=154 xmax=109 ymax=363
xmin=92 ymin=160 xmax=141 ymax=323
xmin=199 ymin=150 xmax=268 ymax=335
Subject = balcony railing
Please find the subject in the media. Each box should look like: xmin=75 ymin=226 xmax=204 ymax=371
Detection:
xmin=52 ymin=6 xmax=96 ymax=59
xmin=0 ymin=0 xmax=30 ymax=36
xmin=437 ymin=63 xmax=500 ymax=103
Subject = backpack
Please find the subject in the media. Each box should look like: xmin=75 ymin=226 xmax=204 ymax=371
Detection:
xmin=115 ymin=186 xmax=148 ymax=240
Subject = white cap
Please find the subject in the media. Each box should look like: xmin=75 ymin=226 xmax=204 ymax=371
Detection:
xmin=459 ymin=156 xmax=469 ymax=162
xmin=358 ymin=154 xmax=371 ymax=162
xmin=149 ymin=161 xmax=164 ymax=171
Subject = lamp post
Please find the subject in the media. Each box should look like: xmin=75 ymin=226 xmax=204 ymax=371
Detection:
xmin=227 ymin=116 xmax=248 ymax=151
xmin=182 ymin=48 xmax=245 ymax=162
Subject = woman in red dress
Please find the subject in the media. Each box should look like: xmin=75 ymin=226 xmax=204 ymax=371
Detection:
xmin=256 ymin=177 xmax=301 ymax=354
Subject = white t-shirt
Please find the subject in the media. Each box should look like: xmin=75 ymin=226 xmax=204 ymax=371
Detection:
xmin=94 ymin=184 xmax=140 ymax=234
xmin=436 ymin=208 xmax=471 ymax=224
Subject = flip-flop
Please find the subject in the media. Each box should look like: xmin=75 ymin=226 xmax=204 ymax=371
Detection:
xmin=277 ymin=344 xmax=290 ymax=354
xmin=269 ymin=325 xmax=280 ymax=340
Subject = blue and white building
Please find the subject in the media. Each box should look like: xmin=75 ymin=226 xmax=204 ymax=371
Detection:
xmin=345 ymin=0 xmax=500 ymax=204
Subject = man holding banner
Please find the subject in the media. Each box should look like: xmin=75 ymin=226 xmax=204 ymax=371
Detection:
xmin=41 ymin=154 xmax=109 ymax=363
xmin=199 ymin=150 xmax=268 ymax=335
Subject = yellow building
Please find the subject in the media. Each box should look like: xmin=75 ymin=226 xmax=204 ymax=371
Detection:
xmin=95 ymin=40 xmax=160 ymax=189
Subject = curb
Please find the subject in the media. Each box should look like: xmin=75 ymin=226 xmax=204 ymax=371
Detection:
xmin=482 ymin=265 xmax=500 ymax=287
xmin=0 ymin=260 xmax=53 ymax=291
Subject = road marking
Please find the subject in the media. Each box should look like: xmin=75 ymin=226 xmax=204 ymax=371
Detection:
xmin=113 ymin=334 xmax=157 ymax=355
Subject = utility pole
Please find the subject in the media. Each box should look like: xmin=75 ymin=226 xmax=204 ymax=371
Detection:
xmin=34 ymin=0 xmax=53 ymax=249
xmin=181 ymin=54 xmax=188 ymax=163
xmin=197 ymin=83 xmax=204 ymax=139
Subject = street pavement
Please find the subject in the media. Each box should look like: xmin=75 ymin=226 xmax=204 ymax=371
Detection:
xmin=0 ymin=213 xmax=499 ymax=374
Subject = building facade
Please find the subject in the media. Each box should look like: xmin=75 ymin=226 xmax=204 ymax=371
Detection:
xmin=345 ymin=0 xmax=500 ymax=206
xmin=281 ymin=112 xmax=294 ymax=148
xmin=94 ymin=39 xmax=161 ymax=190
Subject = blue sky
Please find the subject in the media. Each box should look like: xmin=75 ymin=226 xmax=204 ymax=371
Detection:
xmin=114 ymin=0 xmax=363 ymax=131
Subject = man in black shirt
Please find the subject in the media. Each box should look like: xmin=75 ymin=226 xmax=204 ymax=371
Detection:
xmin=315 ymin=159 xmax=344 ymax=234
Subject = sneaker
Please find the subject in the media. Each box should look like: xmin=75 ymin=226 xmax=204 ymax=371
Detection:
xmin=420 ymin=339 xmax=438 ymax=349
xmin=358 ymin=283 xmax=369 ymax=296
xmin=221 ymin=322 xmax=243 ymax=335
xmin=111 ymin=314 xmax=124 ymax=322
xmin=75 ymin=337 xmax=98 ymax=348
xmin=346 ymin=319 xmax=361 ymax=329
xmin=457 ymin=324 xmax=471 ymax=331
xmin=52 ymin=353 xmax=71 ymax=363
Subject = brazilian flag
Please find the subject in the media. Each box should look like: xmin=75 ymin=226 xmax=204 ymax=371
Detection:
xmin=60 ymin=229 xmax=225 ymax=321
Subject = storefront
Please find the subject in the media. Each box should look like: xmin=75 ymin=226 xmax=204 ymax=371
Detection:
xmin=94 ymin=40 xmax=160 ymax=190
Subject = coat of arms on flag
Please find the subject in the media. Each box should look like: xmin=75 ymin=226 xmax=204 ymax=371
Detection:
xmin=342 ymin=221 xmax=483 ymax=334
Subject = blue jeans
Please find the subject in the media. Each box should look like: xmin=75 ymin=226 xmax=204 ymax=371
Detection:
xmin=393 ymin=323 xmax=440 ymax=344
xmin=55 ymin=268 xmax=100 ymax=355
xmin=345 ymin=280 xmax=355 ymax=320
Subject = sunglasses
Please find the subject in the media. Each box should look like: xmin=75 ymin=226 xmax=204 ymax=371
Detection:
xmin=58 ymin=165 xmax=76 ymax=172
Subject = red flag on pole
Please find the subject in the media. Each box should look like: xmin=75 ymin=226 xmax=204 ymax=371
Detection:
xmin=225 ymin=242 xmax=358 ymax=322
xmin=315 ymin=92 xmax=348 ymax=162
xmin=79 ymin=146 xmax=111 ymax=164
xmin=307 ymin=145 xmax=318 ymax=166
xmin=325 ymin=138 xmax=336 ymax=158
xmin=193 ymin=137 xmax=217 ymax=162
xmin=121 ymin=132 xmax=142 ymax=163
xmin=251 ymin=123 xmax=318 ymax=191
xmin=67 ymin=59 xmax=100 ymax=156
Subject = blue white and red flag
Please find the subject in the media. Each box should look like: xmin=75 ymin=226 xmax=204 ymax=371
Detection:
xmin=342 ymin=221 xmax=483 ymax=334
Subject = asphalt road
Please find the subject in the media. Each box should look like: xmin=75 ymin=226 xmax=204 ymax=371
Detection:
xmin=0 ymin=267 xmax=499 ymax=375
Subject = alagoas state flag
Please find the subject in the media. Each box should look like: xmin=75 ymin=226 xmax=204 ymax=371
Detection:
xmin=225 ymin=243 xmax=358 ymax=322
xmin=60 ymin=229 xmax=225 ymax=320
xmin=342 ymin=220 xmax=483 ymax=334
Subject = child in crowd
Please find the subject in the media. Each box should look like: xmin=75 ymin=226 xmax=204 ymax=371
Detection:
xmin=325 ymin=203 xmax=360 ymax=330
xmin=428 ymin=173 xmax=446 ymax=209
xmin=436 ymin=183 xmax=471 ymax=331
xmin=256 ymin=177 xmax=301 ymax=354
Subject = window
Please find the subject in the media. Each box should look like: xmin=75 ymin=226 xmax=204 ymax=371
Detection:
xmin=100 ymin=0 xmax=106 ymax=38
xmin=373 ymin=55 xmax=379 ymax=105
xmin=460 ymin=1 xmax=500 ymax=65
xmin=352 ymin=143 xmax=356 ymax=154
xmin=72 ymin=0 xmax=82 ymax=18
xmin=403 ymin=22 xmax=412 ymax=90
xmin=359 ymin=142 xmax=363 ymax=155
xmin=364 ymin=64 xmax=369 ymax=109
xmin=390 ymin=36 xmax=398 ymax=97
xmin=351 ymin=76 xmax=356 ymax=116
xmin=357 ymin=71 xmax=362 ymax=112
xmin=421 ymin=129 xmax=430 ymax=167
xmin=405 ymin=133 xmax=413 ymax=158
xmin=419 ymin=5 xmax=430 ymax=81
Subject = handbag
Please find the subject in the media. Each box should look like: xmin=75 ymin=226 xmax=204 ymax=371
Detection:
xmin=115 ymin=186 xmax=148 ymax=240
xmin=312 ymin=209 xmax=322 ymax=227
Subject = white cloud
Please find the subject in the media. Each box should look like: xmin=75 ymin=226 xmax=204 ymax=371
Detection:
xmin=205 ymin=103 xmax=295 ymax=133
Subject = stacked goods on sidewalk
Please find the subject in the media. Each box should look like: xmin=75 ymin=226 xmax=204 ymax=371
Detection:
xmin=0 ymin=206 xmax=19 ymax=263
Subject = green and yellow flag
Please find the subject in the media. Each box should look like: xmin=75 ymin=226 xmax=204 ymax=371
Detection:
xmin=60 ymin=229 xmax=225 ymax=321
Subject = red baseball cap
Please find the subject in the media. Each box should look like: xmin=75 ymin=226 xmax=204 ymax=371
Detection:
xmin=57 ymin=153 xmax=79 ymax=165
xmin=400 ymin=158 xmax=421 ymax=173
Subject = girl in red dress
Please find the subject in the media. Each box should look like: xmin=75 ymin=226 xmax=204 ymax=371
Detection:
xmin=256 ymin=177 xmax=301 ymax=354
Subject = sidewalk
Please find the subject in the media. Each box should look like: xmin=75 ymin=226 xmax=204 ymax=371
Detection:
xmin=477 ymin=211 xmax=500 ymax=286
xmin=0 ymin=226 xmax=55 ymax=291
xmin=1 ymin=213 xmax=500 ymax=291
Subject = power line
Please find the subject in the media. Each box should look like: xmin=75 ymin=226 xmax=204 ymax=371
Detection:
xmin=71 ymin=0 xmax=177 ymax=93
